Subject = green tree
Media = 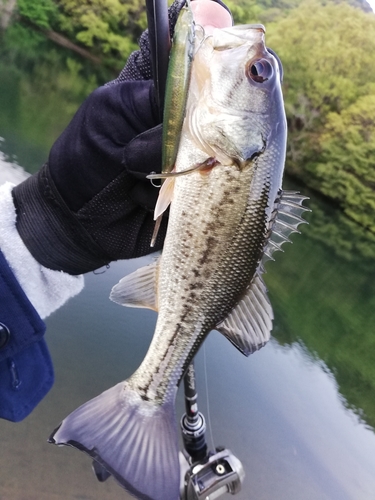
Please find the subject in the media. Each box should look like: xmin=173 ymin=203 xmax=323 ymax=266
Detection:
xmin=17 ymin=0 xmax=58 ymax=29
xmin=56 ymin=0 xmax=146 ymax=69
xmin=225 ymin=0 xmax=263 ymax=24
xmin=266 ymin=0 xmax=375 ymax=233
xmin=15 ymin=0 xmax=146 ymax=71
xmin=315 ymin=95 xmax=375 ymax=231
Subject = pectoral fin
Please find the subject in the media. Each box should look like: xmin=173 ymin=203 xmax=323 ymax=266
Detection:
xmin=110 ymin=259 xmax=160 ymax=311
xmin=216 ymin=274 xmax=273 ymax=356
xmin=154 ymin=177 xmax=175 ymax=220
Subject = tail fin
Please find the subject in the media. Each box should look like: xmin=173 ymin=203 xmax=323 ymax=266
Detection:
xmin=49 ymin=382 xmax=179 ymax=500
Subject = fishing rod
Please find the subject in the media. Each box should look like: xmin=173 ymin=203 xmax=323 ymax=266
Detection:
xmin=145 ymin=0 xmax=171 ymax=120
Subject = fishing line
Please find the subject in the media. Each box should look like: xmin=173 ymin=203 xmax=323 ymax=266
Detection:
xmin=203 ymin=342 xmax=215 ymax=452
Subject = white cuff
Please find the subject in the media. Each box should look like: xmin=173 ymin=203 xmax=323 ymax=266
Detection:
xmin=0 ymin=182 xmax=84 ymax=320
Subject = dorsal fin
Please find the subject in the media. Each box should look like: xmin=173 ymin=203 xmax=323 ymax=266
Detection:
xmin=216 ymin=273 xmax=273 ymax=356
xmin=110 ymin=259 xmax=160 ymax=311
xmin=262 ymin=190 xmax=310 ymax=266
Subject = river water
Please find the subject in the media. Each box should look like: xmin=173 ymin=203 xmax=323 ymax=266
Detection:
xmin=1 ymin=25 xmax=375 ymax=500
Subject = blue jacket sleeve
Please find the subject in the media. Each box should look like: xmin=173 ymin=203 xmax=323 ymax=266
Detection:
xmin=0 ymin=249 xmax=54 ymax=422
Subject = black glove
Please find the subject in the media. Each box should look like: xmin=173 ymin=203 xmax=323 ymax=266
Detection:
xmin=11 ymin=0 xmax=194 ymax=276
xmin=12 ymin=80 xmax=166 ymax=275
xmin=12 ymin=0 xmax=232 ymax=276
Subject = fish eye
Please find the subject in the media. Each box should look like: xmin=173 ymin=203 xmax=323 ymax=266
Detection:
xmin=246 ymin=58 xmax=274 ymax=84
xmin=266 ymin=47 xmax=284 ymax=83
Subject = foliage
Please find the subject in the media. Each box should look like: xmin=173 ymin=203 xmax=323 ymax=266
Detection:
xmin=285 ymin=178 xmax=375 ymax=266
xmin=225 ymin=0 xmax=263 ymax=24
xmin=315 ymin=95 xmax=375 ymax=231
xmin=266 ymin=0 xmax=375 ymax=233
xmin=17 ymin=0 xmax=58 ymax=29
xmin=0 ymin=22 xmax=46 ymax=63
xmin=226 ymin=0 xmax=371 ymax=25
xmin=56 ymin=0 xmax=145 ymax=69
xmin=9 ymin=0 xmax=375 ymax=243
xmin=15 ymin=0 xmax=146 ymax=71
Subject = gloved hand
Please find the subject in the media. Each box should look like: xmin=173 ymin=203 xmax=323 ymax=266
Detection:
xmin=12 ymin=80 xmax=165 ymax=275
xmin=12 ymin=0 xmax=232 ymax=276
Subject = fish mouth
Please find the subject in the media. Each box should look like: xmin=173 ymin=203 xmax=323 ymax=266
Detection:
xmin=212 ymin=23 xmax=267 ymax=60
xmin=223 ymin=23 xmax=266 ymax=34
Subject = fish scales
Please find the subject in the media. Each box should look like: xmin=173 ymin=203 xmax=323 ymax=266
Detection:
xmin=48 ymin=23 xmax=303 ymax=500
xmin=130 ymin=166 xmax=270 ymax=404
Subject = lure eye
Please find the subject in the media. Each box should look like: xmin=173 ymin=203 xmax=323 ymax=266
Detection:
xmin=247 ymin=59 xmax=273 ymax=83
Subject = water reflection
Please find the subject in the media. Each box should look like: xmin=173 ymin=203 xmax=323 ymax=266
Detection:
xmin=198 ymin=333 xmax=375 ymax=500
xmin=265 ymin=198 xmax=375 ymax=431
xmin=1 ymin=26 xmax=375 ymax=500
xmin=0 ymin=22 xmax=112 ymax=172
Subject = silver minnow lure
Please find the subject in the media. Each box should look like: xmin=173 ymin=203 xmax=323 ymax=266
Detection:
xmin=49 ymin=24 xmax=309 ymax=500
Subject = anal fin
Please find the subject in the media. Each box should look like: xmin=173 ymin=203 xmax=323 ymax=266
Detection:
xmin=216 ymin=274 xmax=273 ymax=356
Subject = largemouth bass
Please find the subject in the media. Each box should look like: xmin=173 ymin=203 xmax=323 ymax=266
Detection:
xmin=49 ymin=24 xmax=308 ymax=500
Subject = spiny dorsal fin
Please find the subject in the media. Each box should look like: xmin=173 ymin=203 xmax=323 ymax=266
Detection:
xmin=109 ymin=259 xmax=160 ymax=311
xmin=216 ymin=273 xmax=273 ymax=356
xmin=262 ymin=190 xmax=310 ymax=265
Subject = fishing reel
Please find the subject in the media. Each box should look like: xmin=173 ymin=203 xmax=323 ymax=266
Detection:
xmin=180 ymin=447 xmax=245 ymax=500
xmin=179 ymin=362 xmax=245 ymax=499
